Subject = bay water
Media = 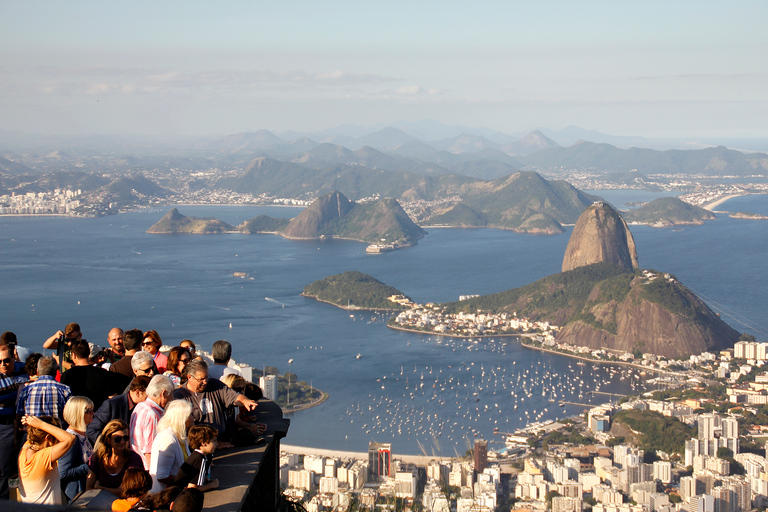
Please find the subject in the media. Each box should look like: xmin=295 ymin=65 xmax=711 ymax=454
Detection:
xmin=1 ymin=191 xmax=766 ymax=454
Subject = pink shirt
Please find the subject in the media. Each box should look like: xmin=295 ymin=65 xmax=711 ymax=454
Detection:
xmin=153 ymin=351 xmax=168 ymax=373
xmin=130 ymin=398 xmax=163 ymax=470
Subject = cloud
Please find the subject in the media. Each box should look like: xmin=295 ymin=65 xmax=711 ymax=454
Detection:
xmin=397 ymin=85 xmax=422 ymax=96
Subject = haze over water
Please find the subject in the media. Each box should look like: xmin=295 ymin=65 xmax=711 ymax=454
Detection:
xmin=1 ymin=191 xmax=766 ymax=454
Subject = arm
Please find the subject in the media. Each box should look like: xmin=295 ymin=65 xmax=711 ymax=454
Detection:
xmin=234 ymin=394 xmax=258 ymax=412
xmin=86 ymin=398 xmax=114 ymax=446
xmin=58 ymin=439 xmax=89 ymax=482
xmin=85 ymin=469 xmax=97 ymax=491
xmin=43 ymin=330 xmax=64 ymax=350
xmin=189 ymin=478 xmax=219 ymax=492
xmin=21 ymin=414 xmax=75 ymax=461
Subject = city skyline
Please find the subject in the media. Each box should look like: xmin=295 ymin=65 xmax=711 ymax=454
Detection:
xmin=1 ymin=1 xmax=766 ymax=139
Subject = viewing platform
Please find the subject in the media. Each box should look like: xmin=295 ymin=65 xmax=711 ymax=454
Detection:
xmin=61 ymin=398 xmax=290 ymax=512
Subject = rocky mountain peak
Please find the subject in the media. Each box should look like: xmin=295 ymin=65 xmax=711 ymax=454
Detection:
xmin=562 ymin=201 xmax=639 ymax=272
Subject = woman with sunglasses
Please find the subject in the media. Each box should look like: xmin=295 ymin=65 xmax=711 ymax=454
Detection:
xmin=86 ymin=419 xmax=144 ymax=496
xmin=58 ymin=396 xmax=95 ymax=502
xmin=163 ymin=347 xmax=191 ymax=388
xmin=142 ymin=330 xmax=168 ymax=374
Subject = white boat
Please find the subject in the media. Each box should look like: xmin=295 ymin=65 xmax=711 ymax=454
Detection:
xmin=356 ymin=353 xmax=362 ymax=359
xmin=288 ymin=358 xmax=294 ymax=364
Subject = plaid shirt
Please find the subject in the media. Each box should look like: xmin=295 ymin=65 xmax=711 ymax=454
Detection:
xmin=130 ymin=398 xmax=163 ymax=470
xmin=16 ymin=374 xmax=71 ymax=420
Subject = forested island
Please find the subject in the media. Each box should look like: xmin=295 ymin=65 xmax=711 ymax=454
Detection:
xmin=302 ymin=271 xmax=410 ymax=311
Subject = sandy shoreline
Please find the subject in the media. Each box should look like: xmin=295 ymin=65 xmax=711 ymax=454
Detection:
xmin=702 ymin=193 xmax=747 ymax=211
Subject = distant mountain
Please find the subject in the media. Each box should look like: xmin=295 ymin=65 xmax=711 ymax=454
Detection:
xmin=502 ymin=130 xmax=560 ymax=156
xmin=282 ymin=191 xmax=425 ymax=245
xmin=431 ymin=133 xmax=501 ymax=154
xmin=238 ymin=215 xmax=291 ymax=233
xmin=348 ymin=127 xmax=418 ymax=151
xmin=0 ymin=156 xmax=35 ymax=175
xmin=425 ymin=171 xmax=598 ymax=234
xmin=536 ymin=126 xmax=650 ymax=148
xmin=147 ymin=208 xmax=235 ymax=234
xmin=623 ymin=197 xmax=717 ymax=227
xmin=210 ymin=130 xmax=284 ymax=153
xmin=101 ymin=174 xmax=169 ymax=202
xmin=562 ymin=202 xmax=639 ymax=272
xmin=522 ymin=141 xmax=768 ymax=177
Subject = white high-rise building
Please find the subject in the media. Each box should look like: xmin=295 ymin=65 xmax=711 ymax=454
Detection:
xmin=260 ymin=374 xmax=278 ymax=401
xmin=653 ymin=461 xmax=672 ymax=484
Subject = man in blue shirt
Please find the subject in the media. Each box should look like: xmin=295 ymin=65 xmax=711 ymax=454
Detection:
xmin=16 ymin=356 xmax=71 ymax=421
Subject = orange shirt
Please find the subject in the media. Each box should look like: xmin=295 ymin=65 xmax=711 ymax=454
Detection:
xmin=18 ymin=444 xmax=62 ymax=504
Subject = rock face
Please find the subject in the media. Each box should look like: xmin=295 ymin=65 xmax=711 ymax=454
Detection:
xmin=554 ymin=273 xmax=740 ymax=359
xmin=282 ymin=191 xmax=355 ymax=239
xmin=562 ymin=202 xmax=639 ymax=272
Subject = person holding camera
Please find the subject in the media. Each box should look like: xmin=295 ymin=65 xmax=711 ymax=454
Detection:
xmin=42 ymin=322 xmax=82 ymax=373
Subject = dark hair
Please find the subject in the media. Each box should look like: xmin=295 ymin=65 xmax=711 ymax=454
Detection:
xmin=180 ymin=340 xmax=196 ymax=354
xmin=187 ymin=425 xmax=218 ymax=450
xmin=136 ymin=486 xmax=182 ymax=510
xmin=244 ymin=382 xmax=263 ymax=401
xmin=119 ymin=467 xmax=152 ymax=498
xmin=0 ymin=331 xmax=17 ymax=347
xmin=170 ymin=488 xmax=204 ymax=512
xmin=123 ymin=329 xmax=144 ymax=352
xmin=71 ymin=341 xmax=91 ymax=361
xmin=211 ymin=340 xmax=232 ymax=364
xmin=64 ymin=322 xmax=81 ymax=337
xmin=166 ymin=346 xmax=191 ymax=377
xmin=25 ymin=353 xmax=43 ymax=377
xmin=129 ymin=375 xmax=152 ymax=393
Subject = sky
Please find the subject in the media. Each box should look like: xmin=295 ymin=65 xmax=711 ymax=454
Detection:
xmin=1 ymin=0 xmax=767 ymax=139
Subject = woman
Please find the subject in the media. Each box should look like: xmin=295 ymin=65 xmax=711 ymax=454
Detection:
xmin=142 ymin=330 xmax=167 ymax=373
xmin=18 ymin=415 xmax=75 ymax=504
xmin=163 ymin=346 xmax=191 ymax=387
xmin=220 ymin=374 xmax=265 ymax=445
xmin=180 ymin=339 xmax=199 ymax=360
xmin=58 ymin=396 xmax=95 ymax=501
xmin=150 ymin=399 xmax=193 ymax=492
xmin=86 ymin=419 xmax=144 ymax=495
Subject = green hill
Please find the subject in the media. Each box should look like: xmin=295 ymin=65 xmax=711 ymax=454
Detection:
xmin=303 ymin=271 xmax=409 ymax=310
xmin=623 ymin=197 xmax=716 ymax=227
xmin=612 ymin=409 xmax=695 ymax=455
xmin=238 ymin=215 xmax=291 ymax=233
xmin=147 ymin=208 xmax=235 ymax=234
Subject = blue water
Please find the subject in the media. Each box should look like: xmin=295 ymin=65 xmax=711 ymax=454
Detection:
xmin=1 ymin=192 xmax=766 ymax=454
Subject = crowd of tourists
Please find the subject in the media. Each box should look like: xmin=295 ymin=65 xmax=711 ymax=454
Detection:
xmin=0 ymin=324 xmax=266 ymax=510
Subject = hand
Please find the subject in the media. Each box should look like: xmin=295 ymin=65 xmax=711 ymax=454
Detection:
xmin=21 ymin=415 xmax=42 ymax=429
xmin=241 ymin=398 xmax=258 ymax=412
xmin=209 ymin=478 xmax=219 ymax=489
xmin=217 ymin=441 xmax=234 ymax=449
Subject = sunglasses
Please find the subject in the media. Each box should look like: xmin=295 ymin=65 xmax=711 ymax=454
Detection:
xmin=0 ymin=358 xmax=12 ymax=365
xmin=111 ymin=435 xmax=129 ymax=443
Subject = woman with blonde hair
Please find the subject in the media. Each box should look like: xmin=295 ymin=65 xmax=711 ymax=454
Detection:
xmin=149 ymin=399 xmax=193 ymax=492
xmin=142 ymin=330 xmax=168 ymax=373
xmin=18 ymin=415 xmax=75 ymax=504
xmin=86 ymin=419 xmax=144 ymax=495
xmin=58 ymin=396 xmax=95 ymax=501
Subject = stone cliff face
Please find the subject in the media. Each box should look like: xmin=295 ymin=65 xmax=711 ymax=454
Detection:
xmin=562 ymin=202 xmax=639 ymax=272
xmin=282 ymin=191 xmax=354 ymax=239
xmin=554 ymin=274 xmax=739 ymax=359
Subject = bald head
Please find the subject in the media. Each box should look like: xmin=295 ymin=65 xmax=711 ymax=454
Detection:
xmin=108 ymin=328 xmax=124 ymax=355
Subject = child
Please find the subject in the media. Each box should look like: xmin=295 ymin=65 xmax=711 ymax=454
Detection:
xmin=174 ymin=425 xmax=219 ymax=491
xmin=111 ymin=467 xmax=151 ymax=512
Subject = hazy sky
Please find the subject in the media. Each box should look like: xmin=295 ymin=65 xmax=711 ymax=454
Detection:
xmin=2 ymin=0 xmax=766 ymax=138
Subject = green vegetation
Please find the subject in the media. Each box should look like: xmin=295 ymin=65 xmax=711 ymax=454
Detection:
xmin=303 ymin=271 xmax=409 ymax=310
xmin=623 ymin=197 xmax=715 ymax=226
xmin=540 ymin=424 xmax=596 ymax=450
xmin=443 ymin=262 xmax=634 ymax=322
xmin=612 ymin=409 xmax=695 ymax=454
xmin=146 ymin=208 xmax=235 ymax=234
xmin=238 ymin=215 xmax=290 ymax=233
xmin=639 ymin=277 xmax=710 ymax=322
xmin=322 ymin=197 xmax=425 ymax=244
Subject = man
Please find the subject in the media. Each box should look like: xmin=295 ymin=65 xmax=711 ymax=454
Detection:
xmin=42 ymin=322 xmax=82 ymax=372
xmin=16 ymin=356 xmax=70 ymax=421
xmin=109 ymin=329 xmax=143 ymax=383
xmin=0 ymin=344 xmax=29 ymax=499
xmin=61 ymin=341 xmax=124 ymax=410
xmin=130 ymin=375 xmax=173 ymax=470
xmin=174 ymin=359 xmax=258 ymax=442
xmin=208 ymin=340 xmax=242 ymax=381
xmin=102 ymin=327 xmax=125 ymax=369
xmin=86 ymin=375 xmax=150 ymax=446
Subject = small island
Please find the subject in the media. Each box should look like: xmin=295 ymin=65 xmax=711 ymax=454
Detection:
xmin=302 ymin=271 xmax=412 ymax=311
xmin=730 ymin=211 xmax=768 ymax=220
xmin=623 ymin=196 xmax=716 ymax=227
